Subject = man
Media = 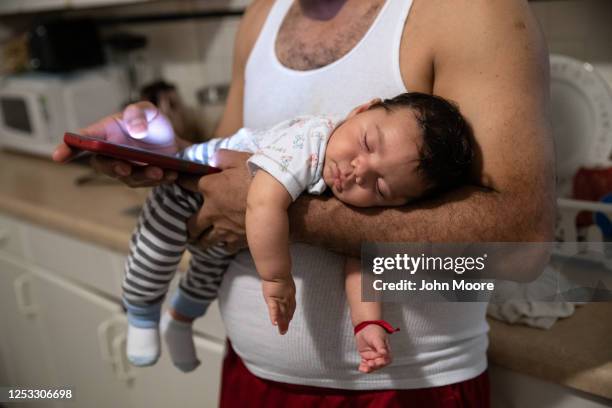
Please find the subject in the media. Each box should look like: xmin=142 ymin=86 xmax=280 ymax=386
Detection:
xmin=54 ymin=0 xmax=554 ymax=406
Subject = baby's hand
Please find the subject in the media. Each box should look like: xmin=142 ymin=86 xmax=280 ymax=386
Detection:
xmin=262 ymin=278 xmax=296 ymax=335
xmin=355 ymin=325 xmax=392 ymax=373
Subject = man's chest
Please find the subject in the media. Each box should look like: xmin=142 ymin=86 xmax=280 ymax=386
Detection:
xmin=275 ymin=1 xmax=384 ymax=71
xmin=273 ymin=0 xmax=434 ymax=93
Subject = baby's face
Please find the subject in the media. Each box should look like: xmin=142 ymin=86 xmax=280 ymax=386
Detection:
xmin=323 ymin=106 xmax=428 ymax=207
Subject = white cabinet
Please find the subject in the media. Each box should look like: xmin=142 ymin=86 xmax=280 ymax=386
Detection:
xmin=0 ymin=214 xmax=27 ymax=259
xmin=0 ymin=256 xmax=61 ymax=408
xmin=24 ymin=223 xmax=125 ymax=298
xmin=30 ymin=268 xmax=132 ymax=408
xmin=0 ymin=213 xmax=226 ymax=408
xmin=126 ymin=335 xmax=224 ymax=408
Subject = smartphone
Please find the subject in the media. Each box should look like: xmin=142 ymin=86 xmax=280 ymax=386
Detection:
xmin=64 ymin=132 xmax=220 ymax=176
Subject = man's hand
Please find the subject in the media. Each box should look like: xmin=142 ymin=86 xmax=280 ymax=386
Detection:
xmin=180 ymin=149 xmax=252 ymax=252
xmin=52 ymin=101 xmax=179 ymax=187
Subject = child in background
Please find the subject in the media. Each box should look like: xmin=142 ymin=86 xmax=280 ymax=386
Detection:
xmin=122 ymin=92 xmax=473 ymax=374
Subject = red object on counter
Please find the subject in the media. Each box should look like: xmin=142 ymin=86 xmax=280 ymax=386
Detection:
xmin=573 ymin=167 xmax=612 ymax=226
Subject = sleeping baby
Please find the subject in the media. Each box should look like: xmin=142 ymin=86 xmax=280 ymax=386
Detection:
xmin=122 ymin=92 xmax=473 ymax=374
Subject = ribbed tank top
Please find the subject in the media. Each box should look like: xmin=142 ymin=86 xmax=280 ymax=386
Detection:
xmin=244 ymin=0 xmax=409 ymax=128
xmin=217 ymin=0 xmax=489 ymax=389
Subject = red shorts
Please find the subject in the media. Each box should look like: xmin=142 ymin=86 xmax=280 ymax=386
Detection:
xmin=219 ymin=341 xmax=490 ymax=408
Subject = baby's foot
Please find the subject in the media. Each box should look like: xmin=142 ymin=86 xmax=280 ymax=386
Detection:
xmin=126 ymin=324 xmax=160 ymax=366
xmin=160 ymin=311 xmax=200 ymax=372
xmin=262 ymin=279 xmax=296 ymax=335
xmin=355 ymin=325 xmax=392 ymax=373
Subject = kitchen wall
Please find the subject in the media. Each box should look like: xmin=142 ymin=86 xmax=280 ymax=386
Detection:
xmin=86 ymin=0 xmax=243 ymax=107
xmin=531 ymin=0 xmax=612 ymax=84
xmin=96 ymin=0 xmax=612 ymax=131
xmin=1 ymin=0 xmax=611 ymax=132
xmin=68 ymin=0 xmax=245 ymax=136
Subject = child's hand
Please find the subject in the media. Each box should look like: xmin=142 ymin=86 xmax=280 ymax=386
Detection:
xmin=262 ymin=278 xmax=296 ymax=335
xmin=355 ymin=325 xmax=392 ymax=373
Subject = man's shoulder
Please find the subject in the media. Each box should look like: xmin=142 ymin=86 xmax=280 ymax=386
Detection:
xmin=409 ymin=0 xmax=535 ymax=38
xmin=412 ymin=0 xmax=531 ymax=22
xmin=242 ymin=0 xmax=276 ymax=30
xmin=404 ymin=0 xmax=542 ymax=73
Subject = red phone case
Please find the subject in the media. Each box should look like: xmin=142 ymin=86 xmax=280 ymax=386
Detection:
xmin=64 ymin=132 xmax=221 ymax=176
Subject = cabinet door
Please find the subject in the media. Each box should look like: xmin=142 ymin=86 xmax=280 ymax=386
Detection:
xmin=0 ymin=213 xmax=27 ymax=259
xmin=0 ymin=255 xmax=61 ymax=408
xmin=31 ymin=269 xmax=132 ymax=408
xmin=125 ymin=335 xmax=225 ymax=408
xmin=25 ymin=223 xmax=125 ymax=298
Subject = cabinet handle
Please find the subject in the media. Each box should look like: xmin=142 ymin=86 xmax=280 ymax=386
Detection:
xmin=13 ymin=274 xmax=37 ymax=317
xmin=97 ymin=315 xmax=125 ymax=364
xmin=111 ymin=332 xmax=134 ymax=383
xmin=97 ymin=319 xmax=115 ymax=364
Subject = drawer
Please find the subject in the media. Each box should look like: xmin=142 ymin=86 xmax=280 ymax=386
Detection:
xmin=0 ymin=213 xmax=27 ymax=259
xmin=24 ymin=223 xmax=125 ymax=298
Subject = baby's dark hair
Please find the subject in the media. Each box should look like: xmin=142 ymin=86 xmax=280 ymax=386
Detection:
xmin=370 ymin=92 xmax=473 ymax=197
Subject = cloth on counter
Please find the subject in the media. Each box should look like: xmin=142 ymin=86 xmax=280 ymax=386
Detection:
xmin=487 ymin=265 xmax=577 ymax=330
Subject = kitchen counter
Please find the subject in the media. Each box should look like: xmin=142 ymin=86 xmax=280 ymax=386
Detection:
xmin=0 ymin=149 xmax=147 ymax=253
xmin=0 ymin=150 xmax=611 ymax=400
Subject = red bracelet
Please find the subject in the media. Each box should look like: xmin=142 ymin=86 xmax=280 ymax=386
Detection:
xmin=354 ymin=320 xmax=400 ymax=335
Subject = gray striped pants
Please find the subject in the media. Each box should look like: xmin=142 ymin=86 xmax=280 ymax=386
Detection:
xmin=122 ymin=183 xmax=233 ymax=314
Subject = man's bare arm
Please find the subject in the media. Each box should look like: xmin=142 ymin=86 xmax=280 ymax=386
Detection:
xmin=289 ymin=0 xmax=555 ymax=256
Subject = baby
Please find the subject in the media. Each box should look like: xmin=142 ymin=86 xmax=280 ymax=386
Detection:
xmin=122 ymin=92 xmax=473 ymax=374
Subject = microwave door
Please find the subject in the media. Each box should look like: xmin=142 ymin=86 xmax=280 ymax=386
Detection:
xmin=0 ymin=91 xmax=48 ymax=152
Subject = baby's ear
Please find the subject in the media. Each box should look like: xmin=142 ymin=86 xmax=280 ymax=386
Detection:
xmin=346 ymin=98 xmax=383 ymax=119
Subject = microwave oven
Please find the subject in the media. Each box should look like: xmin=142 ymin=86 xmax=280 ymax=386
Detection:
xmin=0 ymin=69 xmax=124 ymax=157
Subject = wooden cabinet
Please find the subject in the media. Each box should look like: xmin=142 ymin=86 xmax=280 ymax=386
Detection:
xmin=0 ymin=213 xmax=225 ymax=408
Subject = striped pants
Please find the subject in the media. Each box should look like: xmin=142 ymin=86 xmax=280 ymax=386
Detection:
xmin=122 ymin=183 xmax=233 ymax=327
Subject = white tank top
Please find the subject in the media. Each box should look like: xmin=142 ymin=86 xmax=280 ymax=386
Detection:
xmin=244 ymin=0 xmax=409 ymax=128
xmin=217 ymin=0 xmax=489 ymax=389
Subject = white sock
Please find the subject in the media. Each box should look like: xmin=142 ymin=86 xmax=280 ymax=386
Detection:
xmin=126 ymin=324 xmax=160 ymax=366
xmin=160 ymin=312 xmax=200 ymax=372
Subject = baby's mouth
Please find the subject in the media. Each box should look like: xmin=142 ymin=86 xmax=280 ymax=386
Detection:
xmin=333 ymin=164 xmax=343 ymax=192
xmin=334 ymin=178 xmax=343 ymax=192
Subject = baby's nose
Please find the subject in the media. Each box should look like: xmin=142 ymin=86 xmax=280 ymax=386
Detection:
xmin=353 ymin=160 xmax=372 ymax=182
